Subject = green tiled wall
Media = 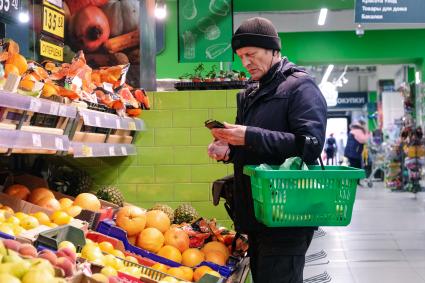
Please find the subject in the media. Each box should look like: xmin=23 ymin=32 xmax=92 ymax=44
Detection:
xmin=78 ymin=90 xmax=238 ymax=228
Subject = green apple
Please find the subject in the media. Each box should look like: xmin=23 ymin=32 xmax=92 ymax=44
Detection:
xmin=0 ymin=241 xmax=7 ymax=256
xmin=0 ymin=261 xmax=31 ymax=278
xmin=2 ymin=250 xmax=23 ymax=263
xmin=27 ymin=258 xmax=55 ymax=277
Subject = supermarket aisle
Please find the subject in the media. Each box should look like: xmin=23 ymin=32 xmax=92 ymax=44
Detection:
xmin=305 ymin=183 xmax=425 ymax=283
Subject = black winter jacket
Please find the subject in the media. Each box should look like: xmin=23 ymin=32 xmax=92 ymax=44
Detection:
xmin=228 ymin=58 xmax=327 ymax=253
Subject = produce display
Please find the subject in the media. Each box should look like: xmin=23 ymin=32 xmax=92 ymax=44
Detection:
xmin=0 ymin=173 xmax=247 ymax=283
xmin=0 ymin=39 xmax=149 ymax=118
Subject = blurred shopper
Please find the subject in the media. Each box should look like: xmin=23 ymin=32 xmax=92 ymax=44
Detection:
xmin=344 ymin=121 xmax=368 ymax=169
xmin=325 ymin=133 xmax=337 ymax=165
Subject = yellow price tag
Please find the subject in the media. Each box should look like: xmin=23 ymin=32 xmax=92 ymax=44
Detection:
xmin=40 ymin=39 xmax=64 ymax=61
xmin=42 ymin=5 xmax=65 ymax=38
xmin=128 ymin=121 xmax=136 ymax=131
xmin=82 ymin=145 xmax=93 ymax=157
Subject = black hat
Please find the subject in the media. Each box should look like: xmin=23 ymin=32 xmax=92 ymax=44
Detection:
xmin=232 ymin=17 xmax=281 ymax=53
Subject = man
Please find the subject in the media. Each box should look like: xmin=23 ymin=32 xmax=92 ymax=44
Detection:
xmin=325 ymin=133 xmax=337 ymax=165
xmin=344 ymin=121 xmax=368 ymax=169
xmin=207 ymin=17 xmax=327 ymax=282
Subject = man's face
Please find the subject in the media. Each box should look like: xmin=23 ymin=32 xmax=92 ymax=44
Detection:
xmin=236 ymin=47 xmax=273 ymax=81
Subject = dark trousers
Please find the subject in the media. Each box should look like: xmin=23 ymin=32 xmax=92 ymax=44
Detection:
xmin=348 ymin=158 xmax=362 ymax=169
xmin=248 ymin=231 xmax=313 ymax=283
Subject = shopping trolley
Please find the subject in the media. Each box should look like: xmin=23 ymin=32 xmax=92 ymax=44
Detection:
xmin=365 ymin=142 xmax=391 ymax=188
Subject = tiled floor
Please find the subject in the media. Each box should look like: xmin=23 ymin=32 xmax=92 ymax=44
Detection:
xmin=304 ymin=183 xmax=425 ymax=283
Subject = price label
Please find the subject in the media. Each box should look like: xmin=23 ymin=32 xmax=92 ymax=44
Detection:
xmin=121 ymin=146 xmax=128 ymax=156
xmin=0 ymin=0 xmax=19 ymax=14
xmin=95 ymin=116 xmax=101 ymax=127
xmin=55 ymin=137 xmax=64 ymax=150
xmin=29 ymin=99 xmax=42 ymax=112
xmin=82 ymin=145 xmax=93 ymax=157
xmin=42 ymin=4 xmax=65 ymax=38
xmin=108 ymin=146 xmax=116 ymax=156
xmin=58 ymin=105 xmax=67 ymax=117
xmin=128 ymin=121 xmax=136 ymax=131
xmin=49 ymin=102 xmax=59 ymax=115
xmin=32 ymin=134 xmax=42 ymax=147
xmin=115 ymin=119 xmax=122 ymax=129
xmin=40 ymin=39 xmax=64 ymax=61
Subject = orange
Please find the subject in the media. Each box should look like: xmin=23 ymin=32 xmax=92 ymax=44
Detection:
xmin=41 ymin=83 xmax=58 ymax=98
xmin=201 ymin=241 xmax=229 ymax=260
xmin=193 ymin=266 xmax=213 ymax=282
xmin=6 ymin=39 xmax=20 ymax=54
xmin=73 ymin=193 xmax=101 ymax=212
xmin=157 ymin=245 xmax=182 ymax=264
xmin=166 ymin=267 xmax=185 ymax=279
xmin=179 ymin=266 xmax=194 ymax=281
xmin=59 ymin=198 xmax=74 ymax=209
xmin=116 ymin=206 xmax=146 ymax=236
xmin=28 ymin=188 xmax=54 ymax=204
xmin=136 ymin=227 xmax=164 ymax=253
xmin=204 ymin=250 xmax=226 ymax=266
xmin=98 ymin=241 xmax=115 ymax=253
xmin=50 ymin=211 xmax=72 ymax=225
xmin=128 ymin=235 xmax=138 ymax=246
xmin=182 ymin=248 xmax=205 ymax=268
xmin=151 ymin=263 xmax=168 ymax=273
xmin=164 ymin=228 xmax=190 ymax=253
xmin=145 ymin=210 xmax=170 ymax=233
xmin=4 ymin=184 xmax=30 ymax=200
xmin=63 ymin=205 xmax=82 ymax=217
xmin=19 ymin=79 xmax=35 ymax=91
xmin=4 ymin=64 xmax=19 ymax=78
xmin=31 ymin=211 xmax=50 ymax=225
xmin=6 ymin=53 xmax=28 ymax=74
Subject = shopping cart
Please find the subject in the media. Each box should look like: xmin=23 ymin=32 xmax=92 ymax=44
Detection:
xmin=365 ymin=142 xmax=391 ymax=188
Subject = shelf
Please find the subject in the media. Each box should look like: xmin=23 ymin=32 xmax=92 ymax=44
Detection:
xmin=0 ymin=128 xmax=70 ymax=152
xmin=70 ymin=142 xmax=137 ymax=158
xmin=0 ymin=91 xmax=77 ymax=118
xmin=79 ymin=108 xmax=145 ymax=131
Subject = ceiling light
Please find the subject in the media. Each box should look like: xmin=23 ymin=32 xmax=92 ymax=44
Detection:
xmin=18 ymin=11 xmax=29 ymax=23
xmin=416 ymin=71 xmax=421 ymax=84
xmin=321 ymin=64 xmax=334 ymax=84
xmin=318 ymin=8 xmax=328 ymax=26
xmin=155 ymin=2 xmax=167 ymax=20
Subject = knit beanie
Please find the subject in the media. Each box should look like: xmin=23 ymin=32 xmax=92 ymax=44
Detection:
xmin=232 ymin=17 xmax=281 ymax=53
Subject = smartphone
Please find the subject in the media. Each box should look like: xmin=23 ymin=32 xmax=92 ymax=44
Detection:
xmin=205 ymin=119 xmax=225 ymax=129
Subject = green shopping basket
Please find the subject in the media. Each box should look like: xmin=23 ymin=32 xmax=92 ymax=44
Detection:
xmin=243 ymin=165 xmax=365 ymax=227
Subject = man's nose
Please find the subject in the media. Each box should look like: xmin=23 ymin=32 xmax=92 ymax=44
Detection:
xmin=242 ymin=56 xmax=251 ymax=67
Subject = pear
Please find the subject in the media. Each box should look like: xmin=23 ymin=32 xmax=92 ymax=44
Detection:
xmin=2 ymin=250 xmax=23 ymax=263
xmin=22 ymin=268 xmax=55 ymax=283
xmin=27 ymin=258 xmax=55 ymax=277
xmin=0 ymin=260 xmax=31 ymax=278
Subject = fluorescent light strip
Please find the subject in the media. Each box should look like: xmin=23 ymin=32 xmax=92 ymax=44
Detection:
xmin=321 ymin=64 xmax=334 ymax=84
xmin=318 ymin=8 xmax=328 ymax=26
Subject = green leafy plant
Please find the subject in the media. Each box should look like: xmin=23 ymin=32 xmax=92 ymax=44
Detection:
xmin=193 ymin=63 xmax=205 ymax=80
xmin=205 ymin=65 xmax=218 ymax=81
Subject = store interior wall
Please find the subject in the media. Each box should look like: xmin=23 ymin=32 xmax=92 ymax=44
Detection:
xmin=156 ymin=1 xmax=425 ymax=81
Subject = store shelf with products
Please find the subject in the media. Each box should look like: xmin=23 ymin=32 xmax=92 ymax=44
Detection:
xmin=0 ymin=91 xmax=145 ymax=157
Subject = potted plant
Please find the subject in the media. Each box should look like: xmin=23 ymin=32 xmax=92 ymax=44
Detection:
xmin=178 ymin=73 xmax=192 ymax=82
xmin=218 ymin=70 xmax=226 ymax=81
xmin=192 ymin=63 xmax=205 ymax=83
xmin=204 ymin=65 xmax=217 ymax=82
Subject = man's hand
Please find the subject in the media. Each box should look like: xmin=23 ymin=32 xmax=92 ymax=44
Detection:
xmin=208 ymin=140 xmax=230 ymax=161
xmin=211 ymin=122 xmax=247 ymax=146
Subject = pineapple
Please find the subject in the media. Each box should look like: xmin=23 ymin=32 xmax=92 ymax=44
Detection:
xmin=173 ymin=203 xmax=199 ymax=224
xmin=96 ymin=186 xmax=124 ymax=207
xmin=48 ymin=165 xmax=93 ymax=196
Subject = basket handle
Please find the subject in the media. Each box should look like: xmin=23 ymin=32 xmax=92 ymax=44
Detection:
xmin=296 ymin=136 xmax=325 ymax=170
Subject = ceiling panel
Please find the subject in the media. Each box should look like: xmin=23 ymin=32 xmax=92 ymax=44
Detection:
xmin=233 ymin=0 xmax=354 ymax=12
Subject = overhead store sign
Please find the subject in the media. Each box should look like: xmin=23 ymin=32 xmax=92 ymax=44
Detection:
xmin=355 ymin=0 xmax=425 ymax=23
xmin=329 ymin=92 xmax=368 ymax=109
xmin=178 ymin=0 xmax=233 ymax=62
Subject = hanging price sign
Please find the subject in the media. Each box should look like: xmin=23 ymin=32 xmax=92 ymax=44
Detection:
xmin=42 ymin=3 xmax=65 ymax=39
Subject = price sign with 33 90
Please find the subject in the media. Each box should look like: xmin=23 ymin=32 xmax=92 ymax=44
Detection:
xmin=42 ymin=4 xmax=64 ymax=38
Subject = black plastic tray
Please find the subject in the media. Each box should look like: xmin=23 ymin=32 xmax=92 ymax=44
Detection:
xmin=174 ymin=81 xmax=247 ymax=91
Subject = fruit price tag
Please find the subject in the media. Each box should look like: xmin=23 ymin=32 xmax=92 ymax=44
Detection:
xmin=95 ymin=116 xmax=102 ymax=127
xmin=121 ymin=146 xmax=128 ymax=155
xmin=55 ymin=137 xmax=64 ymax=150
xmin=29 ymin=99 xmax=42 ymax=112
xmin=58 ymin=105 xmax=67 ymax=117
xmin=40 ymin=39 xmax=64 ymax=62
xmin=115 ymin=119 xmax=122 ymax=129
xmin=42 ymin=4 xmax=65 ymax=38
xmin=128 ymin=121 xmax=136 ymax=131
xmin=82 ymin=145 xmax=93 ymax=157
xmin=49 ymin=102 xmax=59 ymax=115
xmin=109 ymin=146 xmax=116 ymax=156
xmin=32 ymin=134 xmax=42 ymax=147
